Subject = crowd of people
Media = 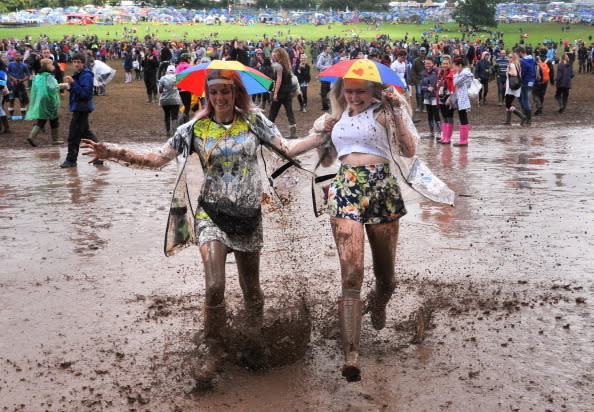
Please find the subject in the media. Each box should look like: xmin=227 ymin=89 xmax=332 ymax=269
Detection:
xmin=0 ymin=29 xmax=590 ymax=387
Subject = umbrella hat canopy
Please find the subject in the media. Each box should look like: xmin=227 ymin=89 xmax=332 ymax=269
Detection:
xmin=319 ymin=59 xmax=407 ymax=91
xmin=176 ymin=60 xmax=273 ymax=96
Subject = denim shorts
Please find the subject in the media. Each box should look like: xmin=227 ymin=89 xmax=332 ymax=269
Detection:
xmin=328 ymin=163 xmax=406 ymax=224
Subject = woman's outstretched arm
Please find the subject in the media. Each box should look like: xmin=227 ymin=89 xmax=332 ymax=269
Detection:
xmin=81 ymin=139 xmax=178 ymax=169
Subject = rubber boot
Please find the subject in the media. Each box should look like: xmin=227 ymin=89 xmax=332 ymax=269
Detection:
xmin=439 ymin=123 xmax=452 ymax=144
xmin=27 ymin=125 xmax=42 ymax=147
xmin=427 ymin=121 xmax=435 ymax=138
xmin=502 ymin=111 xmax=512 ymax=125
xmin=512 ymin=109 xmax=526 ymax=126
xmin=303 ymin=103 xmax=307 ymax=113
xmin=1 ymin=116 xmax=11 ymax=134
xmin=146 ymin=93 xmax=152 ymax=103
xmin=525 ymin=110 xmax=532 ymax=126
xmin=196 ymin=302 xmax=227 ymax=386
xmin=453 ymin=124 xmax=470 ymax=147
xmin=50 ymin=127 xmax=63 ymax=145
xmin=555 ymin=95 xmax=564 ymax=111
xmin=289 ymin=124 xmax=297 ymax=139
xmin=164 ymin=118 xmax=171 ymax=137
xmin=338 ymin=297 xmax=362 ymax=382
xmin=434 ymin=121 xmax=442 ymax=139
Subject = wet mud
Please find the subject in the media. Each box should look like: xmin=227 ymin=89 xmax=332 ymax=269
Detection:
xmin=1 ymin=67 xmax=593 ymax=410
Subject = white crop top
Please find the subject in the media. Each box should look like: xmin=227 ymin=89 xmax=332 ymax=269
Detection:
xmin=331 ymin=103 xmax=391 ymax=160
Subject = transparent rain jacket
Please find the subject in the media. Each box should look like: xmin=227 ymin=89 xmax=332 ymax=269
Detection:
xmin=164 ymin=110 xmax=283 ymax=256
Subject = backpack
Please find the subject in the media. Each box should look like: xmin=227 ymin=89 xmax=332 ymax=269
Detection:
xmin=536 ymin=61 xmax=550 ymax=84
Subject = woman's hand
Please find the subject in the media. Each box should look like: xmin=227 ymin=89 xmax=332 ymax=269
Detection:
xmin=81 ymin=139 xmax=109 ymax=163
xmin=323 ymin=117 xmax=337 ymax=133
xmin=382 ymin=89 xmax=402 ymax=107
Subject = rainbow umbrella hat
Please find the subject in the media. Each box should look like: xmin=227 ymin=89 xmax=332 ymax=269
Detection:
xmin=176 ymin=60 xmax=273 ymax=96
xmin=319 ymin=59 xmax=407 ymax=91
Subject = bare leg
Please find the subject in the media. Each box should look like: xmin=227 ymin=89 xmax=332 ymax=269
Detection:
xmin=331 ymin=217 xmax=364 ymax=382
xmin=365 ymin=220 xmax=399 ymax=330
xmin=235 ymin=250 xmax=263 ymax=331
xmin=196 ymin=241 xmax=227 ymax=386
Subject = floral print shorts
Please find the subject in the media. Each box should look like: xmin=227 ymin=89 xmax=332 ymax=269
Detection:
xmin=328 ymin=163 xmax=406 ymax=224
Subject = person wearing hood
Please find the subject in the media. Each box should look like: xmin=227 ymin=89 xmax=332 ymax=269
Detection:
xmin=158 ymin=65 xmax=182 ymax=136
xmin=25 ymin=58 xmax=68 ymax=146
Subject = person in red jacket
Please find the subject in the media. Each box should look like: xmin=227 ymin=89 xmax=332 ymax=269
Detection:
xmin=437 ymin=55 xmax=455 ymax=143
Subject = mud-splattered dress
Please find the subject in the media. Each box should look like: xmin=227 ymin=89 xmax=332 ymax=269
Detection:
xmin=191 ymin=116 xmax=264 ymax=253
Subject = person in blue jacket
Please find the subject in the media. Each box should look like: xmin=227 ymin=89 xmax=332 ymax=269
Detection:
xmin=60 ymin=53 xmax=101 ymax=168
xmin=517 ymin=46 xmax=536 ymax=126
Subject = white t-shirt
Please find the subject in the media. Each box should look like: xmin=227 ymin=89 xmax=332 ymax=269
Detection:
xmin=390 ymin=59 xmax=408 ymax=88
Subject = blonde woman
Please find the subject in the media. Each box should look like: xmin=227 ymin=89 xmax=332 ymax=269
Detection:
xmin=502 ymin=52 xmax=526 ymax=126
xmin=268 ymin=47 xmax=297 ymax=138
xmin=314 ymin=79 xmax=417 ymax=382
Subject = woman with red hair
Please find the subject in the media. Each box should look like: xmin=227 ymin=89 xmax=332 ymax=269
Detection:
xmin=80 ymin=69 xmax=327 ymax=387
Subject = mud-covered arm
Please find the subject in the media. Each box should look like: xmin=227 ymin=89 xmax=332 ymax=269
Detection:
xmin=311 ymin=113 xmax=338 ymax=167
xmin=80 ymin=139 xmax=177 ymax=169
xmin=269 ymin=131 xmax=330 ymax=158
xmin=377 ymin=95 xmax=417 ymax=158
xmin=250 ymin=110 xmax=330 ymax=158
xmin=391 ymin=106 xmax=418 ymax=158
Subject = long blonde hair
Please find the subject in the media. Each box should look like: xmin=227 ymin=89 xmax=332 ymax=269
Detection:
xmin=509 ymin=52 xmax=522 ymax=76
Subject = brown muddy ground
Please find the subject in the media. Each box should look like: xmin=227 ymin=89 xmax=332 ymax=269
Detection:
xmin=1 ymin=66 xmax=593 ymax=411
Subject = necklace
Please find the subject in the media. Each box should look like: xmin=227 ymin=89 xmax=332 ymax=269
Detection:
xmin=202 ymin=116 xmax=236 ymax=168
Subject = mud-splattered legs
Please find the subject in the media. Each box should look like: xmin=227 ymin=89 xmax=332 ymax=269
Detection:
xmin=331 ymin=217 xmax=364 ymax=382
xmin=235 ymin=250 xmax=264 ymax=329
xmin=331 ymin=217 xmax=365 ymax=294
xmin=366 ymin=220 xmax=399 ymax=330
xmin=196 ymin=241 xmax=228 ymax=386
xmin=200 ymin=241 xmax=227 ymax=306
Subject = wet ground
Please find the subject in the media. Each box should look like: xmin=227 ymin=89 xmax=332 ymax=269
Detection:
xmin=1 ymin=68 xmax=593 ymax=411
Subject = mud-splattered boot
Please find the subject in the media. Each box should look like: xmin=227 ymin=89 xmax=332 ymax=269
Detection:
xmin=513 ymin=109 xmax=526 ymax=126
xmin=195 ymin=302 xmax=227 ymax=387
xmin=244 ymin=294 xmax=264 ymax=337
xmin=0 ymin=116 xmax=9 ymax=134
xmin=338 ymin=296 xmax=362 ymax=382
xmin=289 ymin=124 xmax=297 ymax=139
xmin=502 ymin=111 xmax=512 ymax=125
xmin=427 ymin=121 xmax=435 ymax=138
xmin=50 ymin=127 xmax=64 ymax=145
xmin=27 ymin=125 xmax=42 ymax=147
xmin=434 ymin=121 xmax=442 ymax=140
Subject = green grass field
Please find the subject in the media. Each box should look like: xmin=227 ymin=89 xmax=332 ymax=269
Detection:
xmin=1 ymin=22 xmax=591 ymax=48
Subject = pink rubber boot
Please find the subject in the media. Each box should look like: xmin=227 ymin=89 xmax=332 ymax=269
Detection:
xmin=439 ymin=123 xmax=452 ymax=144
xmin=454 ymin=124 xmax=470 ymax=147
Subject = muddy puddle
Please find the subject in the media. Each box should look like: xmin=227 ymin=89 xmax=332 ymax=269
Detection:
xmin=1 ymin=127 xmax=593 ymax=410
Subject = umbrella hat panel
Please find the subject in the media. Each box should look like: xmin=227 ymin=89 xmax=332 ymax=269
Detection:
xmin=176 ymin=61 xmax=272 ymax=96
xmin=319 ymin=59 xmax=406 ymax=90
